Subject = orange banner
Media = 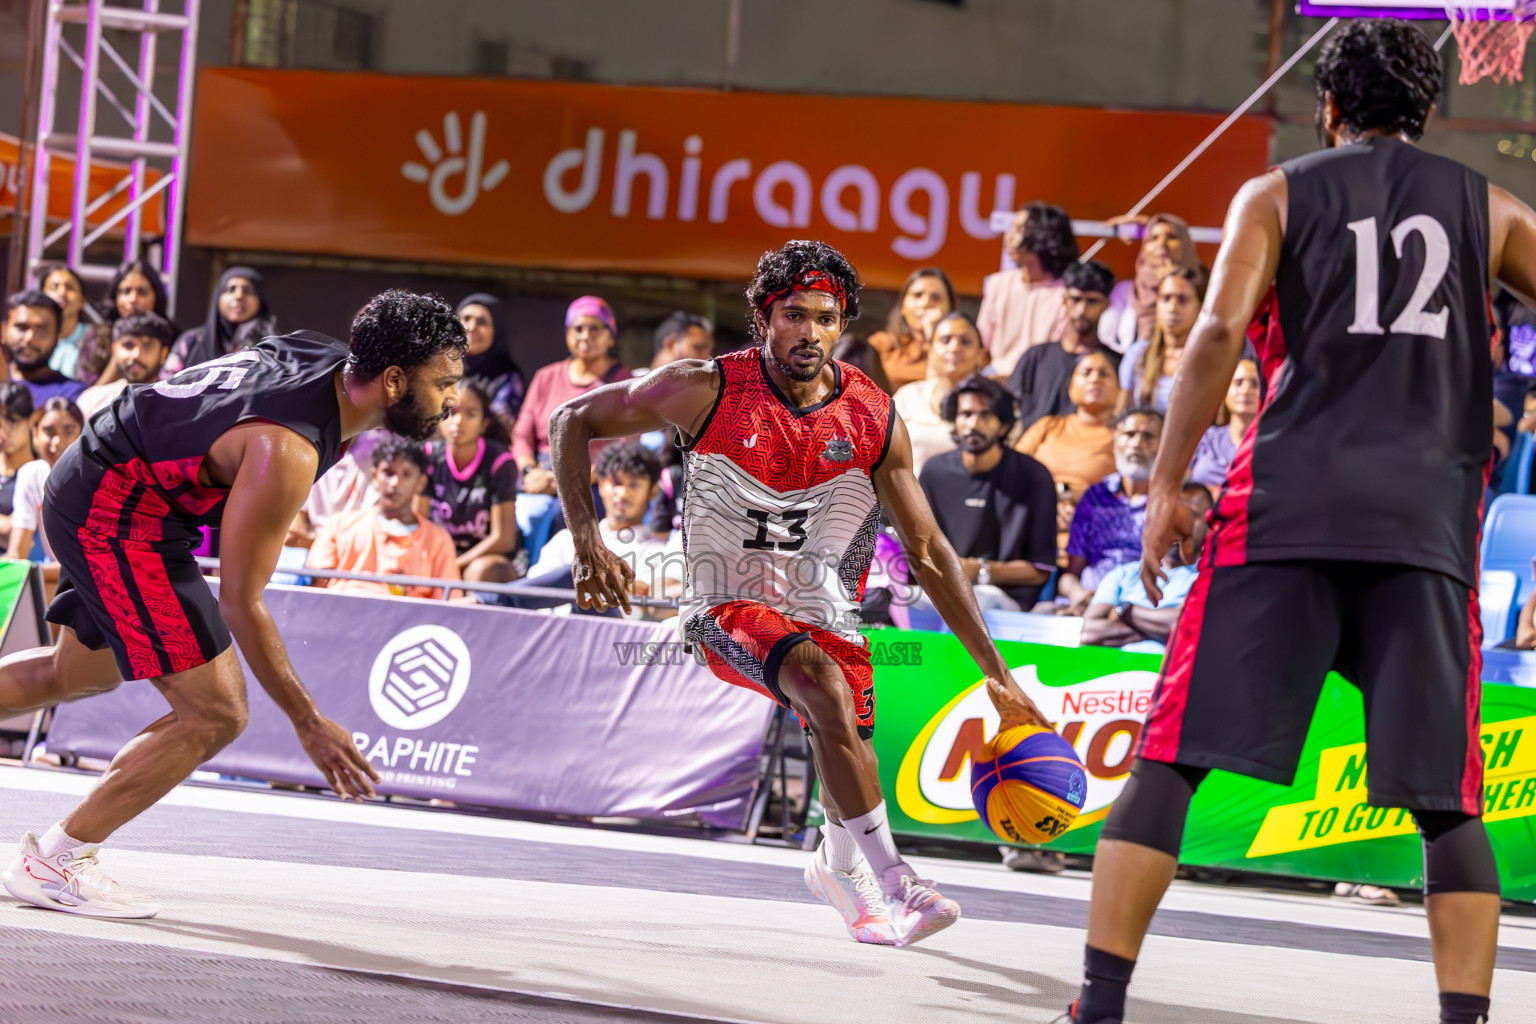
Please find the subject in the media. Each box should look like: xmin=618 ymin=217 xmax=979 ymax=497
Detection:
xmin=185 ymin=69 xmax=1269 ymax=293
xmin=0 ymin=131 xmax=165 ymax=236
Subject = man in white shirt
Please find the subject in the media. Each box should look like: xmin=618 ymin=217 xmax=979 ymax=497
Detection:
xmin=518 ymin=440 xmax=683 ymax=619
xmin=75 ymin=312 xmax=174 ymax=420
xmin=976 ymin=202 xmax=1078 ymax=377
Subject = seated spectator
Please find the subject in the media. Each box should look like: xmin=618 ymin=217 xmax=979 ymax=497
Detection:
xmin=9 ymin=397 xmax=85 ymax=562
xmin=1518 ymin=381 xmax=1536 ymax=434
xmin=978 ymin=202 xmax=1077 ymax=377
xmin=165 ymin=266 xmax=276 ymax=375
xmin=514 ymin=295 xmax=630 ymax=498
xmin=893 ymin=312 xmax=988 ymax=476
xmin=918 ymin=375 xmax=1057 ymax=610
xmin=649 ymin=310 xmax=715 ymax=370
xmin=76 ymin=312 xmax=176 ymax=419
xmin=0 ymin=384 xmax=35 ymax=556
xmin=1099 ymin=213 xmax=1200 ymax=352
xmin=1189 ymin=358 xmax=1262 ymax=490
xmin=1015 ymin=350 xmax=1120 ymax=502
xmin=519 ymin=441 xmax=680 ymax=619
xmin=868 ymin=267 xmax=956 ymax=393
xmin=287 ymin=430 xmax=385 ymax=549
xmin=1056 ymin=407 xmax=1163 ymax=614
xmin=91 ymin=260 xmax=172 ymax=387
xmin=457 ymin=293 xmax=527 ymax=436
xmin=1081 ymin=482 xmax=1213 ymax=650
xmin=424 ymin=378 xmax=522 ymax=583
xmin=5 ymin=291 xmax=85 ymax=406
xmin=307 ymin=438 xmax=461 ymax=601
xmin=41 ymin=266 xmax=99 ymax=382
xmin=1119 ymin=265 xmax=1206 ymax=415
xmin=831 ymin=332 xmax=892 ymax=393
xmin=1008 ymin=260 xmax=1119 ymax=431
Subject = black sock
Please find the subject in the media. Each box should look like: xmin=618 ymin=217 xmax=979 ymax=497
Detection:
xmin=1076 ymin=945 xmax=1135 ymax=1023
xmin=1440 ymin=992 xmax=1490 ymax=1024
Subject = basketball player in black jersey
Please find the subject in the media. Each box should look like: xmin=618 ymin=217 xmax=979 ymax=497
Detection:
xmin=0 ymin=290 xmax=465 ymax=919
xmin=1060 ymin=22 xmax=1536 ymax=1024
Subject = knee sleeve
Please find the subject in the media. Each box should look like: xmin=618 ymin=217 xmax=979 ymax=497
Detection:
xmin=1413 ymin=811 xmax=1501 ymax=896
xmin=1099 ymin=759 xmax=1210 ymax=858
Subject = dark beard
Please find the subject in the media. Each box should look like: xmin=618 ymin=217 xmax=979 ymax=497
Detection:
xmin=384 ymin=389 xmax=443 ymax=441
xmin=767 ymin=345 xmax=825 ymax=383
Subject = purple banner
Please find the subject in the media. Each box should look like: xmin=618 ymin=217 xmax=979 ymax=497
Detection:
xmin=46 ymin=584 xmax=776 ymax=830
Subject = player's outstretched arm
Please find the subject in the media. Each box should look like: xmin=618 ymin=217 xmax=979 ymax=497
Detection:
xmin=547 ymin=359 xmax=719 ymax=614
xmin=218 ymin=423 xmax=380 ymax=801
xmin=873 ymin=414 xmax=1049 ymax=730
xmin=1143 ymin=170 xmax=1285 ymax=603
xmin=1490 ymin=184 xmax=1536 ymax=309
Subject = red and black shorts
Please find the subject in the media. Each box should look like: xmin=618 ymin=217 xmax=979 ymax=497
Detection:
xmin=42 ymin=444 xmax=231 ymax=681
xmin=1139 ymin=560 xmax=1483 ymax=815
xmin=683 ymin=600 xmax=876 ymax=739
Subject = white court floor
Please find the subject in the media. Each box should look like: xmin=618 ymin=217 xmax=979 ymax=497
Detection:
xmin=0 ymin=764 xmax=1532 ymax=1024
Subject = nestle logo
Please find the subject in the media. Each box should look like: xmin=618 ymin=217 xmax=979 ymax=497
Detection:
xmin=1061 ymin=689 xmax=1153 ymax=716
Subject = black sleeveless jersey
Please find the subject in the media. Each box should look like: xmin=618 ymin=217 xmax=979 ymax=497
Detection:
xmin=1206 ymin=138 xmax=1492 ymax=587
xmin=77 ymin=330 xmax=351 ymax=526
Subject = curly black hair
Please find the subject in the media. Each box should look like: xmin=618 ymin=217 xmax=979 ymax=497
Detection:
xmin=594 ymin=439 xmax=661 ymax=486
xmin=1315 ymin=19 xmax=1441 ymax=142
xmin=939 ymin=373 xmax=1017 ymax=435
xmin=1018 ymin=202 xmax=1081 ymax=279
xmin=112 ymin=311 xmax=177 ymax=347
xmin=1062 ymin=259 xmax=1115 ymax=297
xmin=347 ymin=290 xmax=468 ymax=383
xmin=372 ymin=436 xmax=431 ymax=476
xmin=745 ymin=240 xmax=862 ymax=343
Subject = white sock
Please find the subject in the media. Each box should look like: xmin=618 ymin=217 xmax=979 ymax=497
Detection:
xmin=38 ymin=822 xmax=89 ymax=859
xmin=820 ymin=822 xmax=863 ymax=873
xmin=840 ymin=801 xmax=908 ymax=884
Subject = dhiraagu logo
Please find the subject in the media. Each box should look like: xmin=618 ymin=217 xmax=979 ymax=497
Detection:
xmin=1247 ymin=715 xmax=1536 ymax=859
xmin=401 ymin=111 xmax=511 ymax=216
xmin=895 ymin=665 xmax=1158 ymax=831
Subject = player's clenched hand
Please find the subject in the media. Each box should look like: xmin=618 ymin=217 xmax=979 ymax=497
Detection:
xmin=572 ymin=544 xmax=635 ymax=615
xmin=1140 ymin=485 xmax=1195 ymax=606
xmin=296 ymin=715 xmax=380 ymax=801
xmin=986 ymin=674 xmax=1051 ymax=732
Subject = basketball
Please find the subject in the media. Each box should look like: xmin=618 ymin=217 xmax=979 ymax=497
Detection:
xmin=971 ymin=724 xmax=1089 ymax=845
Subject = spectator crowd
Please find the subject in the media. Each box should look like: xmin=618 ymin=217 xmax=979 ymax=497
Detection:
xmin=0 ymin=205 xmax=1261 ymax=633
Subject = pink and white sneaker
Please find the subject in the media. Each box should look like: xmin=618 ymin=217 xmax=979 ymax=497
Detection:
xmin=883 ymin=869 xmax=960 ymax=947
xmin=804 ymin=845 xmax=898 ymax=945
xmin=2 ymin=832 xmax=159 ymax=919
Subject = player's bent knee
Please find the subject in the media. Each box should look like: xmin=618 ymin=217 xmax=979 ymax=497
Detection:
xmin=1098 ymin=759 xmax=1210 ymax=858
xmin=778 ymin=657 xmax=855 ymax=739
xmin=1414 ymin=811 xmax=1502 ymax=895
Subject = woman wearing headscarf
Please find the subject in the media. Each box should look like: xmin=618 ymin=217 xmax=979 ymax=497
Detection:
xmin=163 ymin=266 xmax=276 ymax=374
xmin=1100 ymin=213 xmax=1199 ymax=354
xmin=455 ymin=293 xmax=527 ymax=438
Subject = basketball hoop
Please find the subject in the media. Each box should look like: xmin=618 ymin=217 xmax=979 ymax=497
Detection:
xmin=1447 ymin=3 xmax=1536 ymax=84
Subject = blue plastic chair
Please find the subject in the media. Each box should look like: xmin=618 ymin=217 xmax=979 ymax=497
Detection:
xmin=1479 ymin=569 xmax=1519 ymax=648
xmin=1513 ymin=431 xmax=1536 ymax=495
xmin=1481 ymin=493 xmax=1536 ymax=631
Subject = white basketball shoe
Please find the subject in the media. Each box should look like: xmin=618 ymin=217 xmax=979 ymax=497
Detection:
xmin=883 ymin=868 xmax=961 ymax=947
xmin=2 ymin=832 xmax=159 ymax=919
xmin=803 ymin=844 xmax=898 ymax=945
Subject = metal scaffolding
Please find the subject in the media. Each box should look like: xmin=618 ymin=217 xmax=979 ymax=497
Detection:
xmin=23 ymin=0 xmax=200 ymax=315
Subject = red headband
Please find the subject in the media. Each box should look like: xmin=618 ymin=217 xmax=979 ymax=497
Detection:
xmin=757 ymin=270 xmax=850 ymax=316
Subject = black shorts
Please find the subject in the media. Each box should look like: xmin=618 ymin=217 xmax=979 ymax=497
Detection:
xmin=42 ymin=444 xmax=230 ymax=681
xmin=1138 ymin=561 xmax=1482 ymax=815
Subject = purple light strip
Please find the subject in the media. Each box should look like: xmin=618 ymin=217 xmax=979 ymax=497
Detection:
xmin=1298 ymin=2 xmax=1522 ymax=18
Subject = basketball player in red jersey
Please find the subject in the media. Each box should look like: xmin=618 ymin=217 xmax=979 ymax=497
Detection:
xmin=1062 ymin=22 xmax=1536 ymax=1024
xmin=549 ymin=240 xmax=1048 ymax=947
xmin=0 ymin=290 xmax=466 ymax=919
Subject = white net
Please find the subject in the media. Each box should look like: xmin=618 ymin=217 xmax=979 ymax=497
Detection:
xmin=1447 ymin=3 xmax=1536 ymax=83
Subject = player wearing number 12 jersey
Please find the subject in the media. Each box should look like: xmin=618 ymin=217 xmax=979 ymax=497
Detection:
xmin=549 ymin=241 xmax=1051 ymax=947
xmin=1061 ymin=22 xmax=1536 ymax=1024
xmin=0 ymin=290 xmax=465 ymax=920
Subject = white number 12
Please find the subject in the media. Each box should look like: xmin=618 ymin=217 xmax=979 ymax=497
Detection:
xmin=1347 ymin=214 xmax=1451 ymax=339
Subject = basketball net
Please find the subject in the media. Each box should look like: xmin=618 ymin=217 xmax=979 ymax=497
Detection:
xmin=1447 ymin=4 xmax=1536 ymax=84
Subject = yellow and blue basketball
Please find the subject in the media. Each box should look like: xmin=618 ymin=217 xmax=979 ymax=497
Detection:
xmin=971 ymin=724 xmax=1088 ymax=844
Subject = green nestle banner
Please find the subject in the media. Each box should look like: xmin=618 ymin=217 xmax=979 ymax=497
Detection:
xmin=860 ymin=630 xmax=1536 ymax=900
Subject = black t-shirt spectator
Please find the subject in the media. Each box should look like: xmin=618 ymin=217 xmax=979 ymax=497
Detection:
xmin=1008 ymin=342 xmax=1121 ymax=433
xmin=919 ymin=447 xmax=1059 ymax=607
xmin=423 ymin=437 xmax=520 ymax=554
